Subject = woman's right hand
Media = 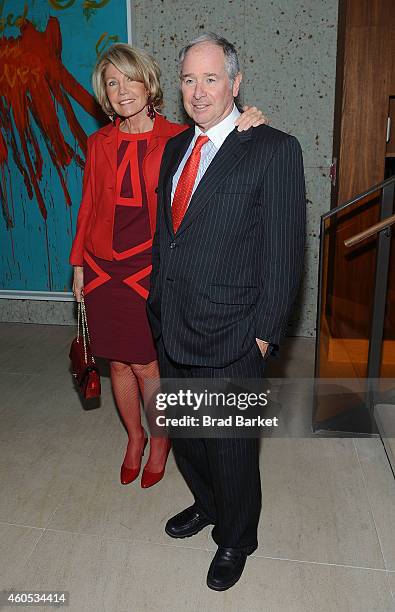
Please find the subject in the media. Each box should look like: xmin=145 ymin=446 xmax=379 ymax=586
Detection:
xmin=72 ymin=266 xmax=84 ymax=302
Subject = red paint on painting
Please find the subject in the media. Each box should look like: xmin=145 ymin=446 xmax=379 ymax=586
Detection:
xmin=0 ymin=17 xmax=103 ymax=224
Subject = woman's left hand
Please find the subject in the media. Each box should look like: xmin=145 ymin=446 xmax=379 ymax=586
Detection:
xmin=235 ymin=105 xmax=269 ymax=131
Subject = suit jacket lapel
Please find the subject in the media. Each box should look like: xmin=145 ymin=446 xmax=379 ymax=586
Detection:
xmin=162 ymin=126 xmax=194 ymax=237
xmin=175 ymin=127 xmax=253 ymax=237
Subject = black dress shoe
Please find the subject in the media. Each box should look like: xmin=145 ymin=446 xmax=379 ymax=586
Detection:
xmin=207 ymin=547 xmax=254 ymax=591
xmin=165 ymin=505 xmax=213 ymax=539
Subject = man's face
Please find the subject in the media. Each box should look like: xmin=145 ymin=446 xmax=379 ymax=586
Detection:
xmin=180 ymin=42 xmax=242 ymax=131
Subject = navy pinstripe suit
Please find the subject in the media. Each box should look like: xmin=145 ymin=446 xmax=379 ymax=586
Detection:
xmin=147 ymin=122 xmax=306 ymax=550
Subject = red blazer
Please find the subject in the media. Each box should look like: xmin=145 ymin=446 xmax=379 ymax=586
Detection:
xmin=69 ymin=114 xmax=187 ymax=266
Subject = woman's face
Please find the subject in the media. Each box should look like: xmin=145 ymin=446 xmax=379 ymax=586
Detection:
xmin=104 ymin=63 xmax=148 ymax=119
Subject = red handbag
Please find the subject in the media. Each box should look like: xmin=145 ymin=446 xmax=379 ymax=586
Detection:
xmin=69 ymin=297 xmax=101 ymax=400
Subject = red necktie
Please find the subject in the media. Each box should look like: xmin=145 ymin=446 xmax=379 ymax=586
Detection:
xmin=172 ymin=135 xmax=209 ymax=233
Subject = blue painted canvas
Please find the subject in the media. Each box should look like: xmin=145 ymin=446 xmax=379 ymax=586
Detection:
xmin=0 ymin=0 xmax=128 ymax=291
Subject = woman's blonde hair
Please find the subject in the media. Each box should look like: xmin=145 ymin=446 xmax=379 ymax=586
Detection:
xmin=92 ymin=43 xmax=164 ymax=116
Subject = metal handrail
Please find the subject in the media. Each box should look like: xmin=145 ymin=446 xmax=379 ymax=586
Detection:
xmin=315 ymin=174 xmax=395 ymax=390
xmin=322 ymin=175 xmax=395 ymax=221
xmin=345 ymin=213 xmax=395 ymax=247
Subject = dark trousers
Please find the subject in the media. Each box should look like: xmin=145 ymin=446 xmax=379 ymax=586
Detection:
xmin=157 ymin=340 xmax=265 ymax=551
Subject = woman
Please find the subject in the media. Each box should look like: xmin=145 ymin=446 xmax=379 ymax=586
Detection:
xmin=70 ymin=43 xmax=265 ymax=488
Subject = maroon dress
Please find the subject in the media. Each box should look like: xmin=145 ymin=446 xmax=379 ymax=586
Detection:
xmin=83 ymin=130 xmax=157 ymax=364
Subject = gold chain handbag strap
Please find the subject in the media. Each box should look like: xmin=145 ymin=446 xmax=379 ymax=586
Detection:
xmin=77 ymin=300 xmax=81 ymax=341
xmin=80 ymin=296 xmax=95 ymax=365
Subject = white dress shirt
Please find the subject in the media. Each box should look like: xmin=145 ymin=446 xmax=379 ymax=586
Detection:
xmin=171 ymin=104 xmax=241 ymax=205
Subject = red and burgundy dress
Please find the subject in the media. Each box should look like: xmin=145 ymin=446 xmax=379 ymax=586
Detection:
xmin=83 ymin=130 xmax=157 ymax=364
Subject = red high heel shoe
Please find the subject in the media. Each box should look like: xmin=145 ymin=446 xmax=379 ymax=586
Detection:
xmin=120 ymin=433 xmax=148 ymax=485
xmin=140 ymin=439 xmax=171 ymax=489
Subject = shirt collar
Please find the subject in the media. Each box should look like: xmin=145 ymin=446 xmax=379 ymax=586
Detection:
xmin=194 ymin=104 xmax=241 ymax=149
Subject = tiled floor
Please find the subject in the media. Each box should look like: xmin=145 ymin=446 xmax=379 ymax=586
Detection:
xmin=0 ymin=323 xmax=394 ymax=612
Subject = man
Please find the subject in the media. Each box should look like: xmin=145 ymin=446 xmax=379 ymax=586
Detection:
xmin=147 ymin=33 xmax=306 ymax=590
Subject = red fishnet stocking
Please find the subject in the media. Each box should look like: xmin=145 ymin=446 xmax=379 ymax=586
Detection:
xmin=110 ymin=359 xmax=169 ymax=473
xmin=110 ymin=360 xmax=145 ymax=469
xmin=130 ymin=360 xmax=170 ymax=474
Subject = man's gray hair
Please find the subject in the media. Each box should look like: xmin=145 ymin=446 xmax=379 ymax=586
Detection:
xmin=178 ymin=33 xmax=240 ymax=85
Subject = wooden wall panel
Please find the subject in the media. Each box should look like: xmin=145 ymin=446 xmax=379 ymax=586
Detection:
xmin=328 ymin=0 xmax=395 ymax=341
xmin=345 ymin=0 xmax=394 ymax=28
xmin=337 ymin=2 xmax=394 ymax=202
xmin=338 ymin=27 xmax=390 ymax=201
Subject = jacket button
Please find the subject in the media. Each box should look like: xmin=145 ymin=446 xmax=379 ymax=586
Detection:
xmin=170 ymin=242 xmax=176 ymax=249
